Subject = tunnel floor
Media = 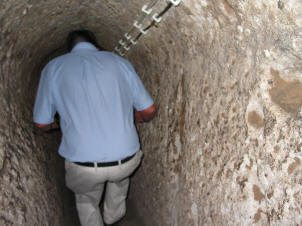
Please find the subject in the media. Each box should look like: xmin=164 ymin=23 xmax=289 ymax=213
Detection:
xmin=115 ymin=199 xmax=145 ymax=226
xmin=63 ymin=189 xmax=145 ymax=226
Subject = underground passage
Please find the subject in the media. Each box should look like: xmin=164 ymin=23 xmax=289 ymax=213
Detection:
xmin=1 ymin=0 xmax=302 ymax=225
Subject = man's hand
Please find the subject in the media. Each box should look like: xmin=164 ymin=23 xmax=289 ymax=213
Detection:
xmin=135 ymin=111 xmax=144 ymax=123
xmin=35 ymin=120 xmax=59 ymax=131
xmin=135 ymin=104 xmax=156 ymax=123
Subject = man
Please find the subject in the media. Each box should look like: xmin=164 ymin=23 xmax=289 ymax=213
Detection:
xmin=33 ymin=30 xmax=156 ymax=226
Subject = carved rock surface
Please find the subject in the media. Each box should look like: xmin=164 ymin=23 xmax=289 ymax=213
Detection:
xmin=1 ymin=0 xmax=302 ymax=225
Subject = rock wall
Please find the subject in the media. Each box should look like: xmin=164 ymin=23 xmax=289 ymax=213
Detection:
xmin=129 ymin=0 xmax=302 ymax=225
xmin=0 ymin=13 xmax=74 ymax=226
xmin=0 ymin=0 xmax=302 ymax=225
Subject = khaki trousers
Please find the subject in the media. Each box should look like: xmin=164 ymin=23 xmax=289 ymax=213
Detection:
xmin=65 ymin=151 xmax=143 ymax=226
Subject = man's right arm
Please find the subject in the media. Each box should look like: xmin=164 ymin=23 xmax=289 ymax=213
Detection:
xmin=135 ymin=104 xmax=156 ymax=123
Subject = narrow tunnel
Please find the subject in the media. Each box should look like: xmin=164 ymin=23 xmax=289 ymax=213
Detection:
xmin=1 ymin=0 xmax=302 ymax=225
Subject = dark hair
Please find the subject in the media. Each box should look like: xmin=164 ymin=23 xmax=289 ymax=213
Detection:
xmin=67 ymin=30 xmax=102 ymax=52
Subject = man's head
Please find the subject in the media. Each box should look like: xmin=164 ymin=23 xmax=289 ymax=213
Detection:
xmin=67 ymin=30 xmax=101 ymax=52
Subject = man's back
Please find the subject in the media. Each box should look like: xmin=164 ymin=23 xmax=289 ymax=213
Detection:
xmin=34 ymin=42 xmax=153 ymax=162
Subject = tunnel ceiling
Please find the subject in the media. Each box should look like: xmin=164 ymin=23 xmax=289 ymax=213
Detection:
xmin=1 ymin=1 xmax=148 ymax=60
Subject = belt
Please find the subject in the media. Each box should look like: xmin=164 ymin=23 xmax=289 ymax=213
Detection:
xmin=74 ymin=153 xmax=136 ymax=167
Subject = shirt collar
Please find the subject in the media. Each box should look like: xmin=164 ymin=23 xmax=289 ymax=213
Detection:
xmin=71 ymin=42 xmax=99 ymax=52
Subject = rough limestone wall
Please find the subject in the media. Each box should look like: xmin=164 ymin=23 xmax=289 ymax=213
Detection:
xmin=0 ymin=5 xmax=68 ymax=226
xmin=128 ymin=0 xmax=302 ymax=225
xmin=0 ymin=0 xmax=153 ymax=225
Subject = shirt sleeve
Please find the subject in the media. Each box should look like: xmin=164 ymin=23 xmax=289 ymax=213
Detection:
xmin=33 ymin=63 xmax=56 ymax=124
xmin=121 ymin=59 xmax=154 ymax=111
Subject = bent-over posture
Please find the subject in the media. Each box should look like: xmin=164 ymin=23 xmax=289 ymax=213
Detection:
xmin=33 ymin=30 xmax=156 ymax=226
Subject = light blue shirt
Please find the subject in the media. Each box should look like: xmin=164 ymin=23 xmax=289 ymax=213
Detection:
xmin=33 ymin=42 xmax=153 ymax=162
